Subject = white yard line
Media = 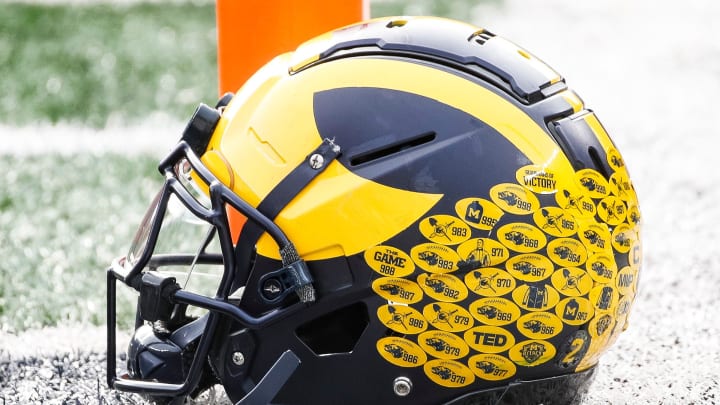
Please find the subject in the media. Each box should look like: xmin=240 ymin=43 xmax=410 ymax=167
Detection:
xmin=0 ymin=324 xmax=130 ymax=359
xmin=0 ymin=122 xmax=183 ymax=156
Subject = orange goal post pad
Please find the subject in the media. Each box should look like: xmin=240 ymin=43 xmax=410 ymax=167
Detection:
xmin=216 ymin=0 xmax=369 ymax=95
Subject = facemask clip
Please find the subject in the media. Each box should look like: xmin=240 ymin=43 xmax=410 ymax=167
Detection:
xmin=139 ymin=272 xmax=181 ymax=323
xmin=257 ymin=259 xmax=314 ymax=304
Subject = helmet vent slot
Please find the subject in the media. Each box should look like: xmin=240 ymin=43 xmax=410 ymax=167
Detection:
xmin=349 ymin=131 xmax=436 ymax=166
xmin=550 ymin=112 xmax=613 ymax=178
xmin=588 ymin=146 xmax=611 ymax=179
xmin=296 ymin=302 xmax=369 ymax=355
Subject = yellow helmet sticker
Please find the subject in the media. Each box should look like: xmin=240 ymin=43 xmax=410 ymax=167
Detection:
xmin=364 ymin=245 xmax=415 ymax=278
xmin=419 ymin=214 xmax=471 ymax=245
xmin=588 ymin=284 xmax=618 ymax=314
xmin=597 ymin=196 xmax=627 ymax=226
xmin=411 ymin=243 xmax=461 ymax=274
xmin=496 ymin=223 xmax=547 ymax=253
xmin=606 ymin=147 xmax=626 ymax=173
xmin=422 ymin=302 xmax=474 ymax=333
xmin=556 ymin=187 xmax=596 ymax=218
xmin=423 ymin=359 xmax=475 ymax=388
xmin=546 ymin=237 xmax=588 ymax=267
xmin=609 ymin=171 xmax=633 ymax=202
xmin=557 ymin=330 xmax=590 ymax=369
xmin=418 ymin=330 xmax=470 ymax=360
xmin=490 ymin=183 xmax=540 ymax=215
xmin=626 ymin=203 xmax=641 ymax=228
xmin=615 ymin=266 xmax=637 ymax=296
xmin=468 ymin=354 xmax=517 ymax=381
xmin=468 ymin=297 xmax=521 ymax=326
xmin=454 ymin=198 xmax=504 ymax=231
xmin=576 ymin=169 xmax=610 ymax=199
xmin=505 ymin=253 xmax=554 ymax=282
xmin=533 ymin=207 xmax=578 ymax=237
xmin=577 ymin=222 xmax=612 ymax=254
xmin=508 ymin=340 xmax=556 ymax=367
xmin=615 ymin=294 xmax=635 ymax=322
xmin=586 ymin=253 xmax=618 ymax=284
xmin=456 ymin=238 xmax=509 ymax=269
xmin=550 ymin=267 xmax=593 ymax=297
xmin=629 ymin=240 xmax=643 ymax=269
xmin=377 ymin=304 xmax=428 ymax=335
xmin=515 ymin=165 xmax=560 ymax=194
xmin=377 ymin=337 xmax=427 ymax=368
xmin=372 ymin=277 xmax=424 ymax=304
xmin=464 ymin=268 xmax=516 ymax=297
xmin=516 ymin=312 xmax=563 ymax=340
xmin=512 ymin=284 xmax=560 ymax=312
xmin=611 ymin=223 xmax=635 ymax=254
xmin=417 ymin=273 xmax=469 ymax=303
xmin=463 ymin=326 xmax=515 ymax=353
xmin=555 ymin=296 xmax=595 ymax=326
xmin=588 ymin=313 xmax=615 ymax=339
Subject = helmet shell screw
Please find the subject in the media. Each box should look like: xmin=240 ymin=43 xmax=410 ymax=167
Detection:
xmin=309 ymin=153 xmax=324 ymax=169
xmin=232 ymin=351 xmax=245 ymax=366
xmin=393 ymin=376 xmax=412 ymax=397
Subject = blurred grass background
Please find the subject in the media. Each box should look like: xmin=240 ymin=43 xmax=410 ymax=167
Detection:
xmin=1 ymin=1 xmax=220 ymax=332
xmin=0 ymin=0 xmax=497 ymax=333
xmin=0 ymin=2 xmax=218 ymax=128
xmin=0 ymin=154 xmax=160 ymax=331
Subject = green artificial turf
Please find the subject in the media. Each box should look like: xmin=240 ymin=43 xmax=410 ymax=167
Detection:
xmin=0 ymin=153 xmax=162 ymax=332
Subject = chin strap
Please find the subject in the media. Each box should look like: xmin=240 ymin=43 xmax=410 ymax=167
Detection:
xmin=235 ymin=350 xmax=301 ymax=405
xmin=280 ymin=244 xmax=315 ymax=303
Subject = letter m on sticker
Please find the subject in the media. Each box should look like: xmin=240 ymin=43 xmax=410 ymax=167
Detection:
xmin=465 ymin=201 xmax=483 ymax=224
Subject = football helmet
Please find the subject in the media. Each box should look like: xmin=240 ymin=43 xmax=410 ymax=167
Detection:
xmin=106 ymin=16 xmax=642 ymax=404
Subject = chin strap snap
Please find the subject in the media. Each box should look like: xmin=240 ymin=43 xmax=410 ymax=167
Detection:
xmin=258 ymin=243 xmax=315 ymax=304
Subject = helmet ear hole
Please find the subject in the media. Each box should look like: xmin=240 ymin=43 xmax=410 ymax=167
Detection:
xmin=296 ymin=302 xmax=369 ymax=355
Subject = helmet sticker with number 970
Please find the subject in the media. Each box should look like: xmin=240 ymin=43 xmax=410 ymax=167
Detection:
xmin=464 ymin=268 xmax=516 ymax=297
